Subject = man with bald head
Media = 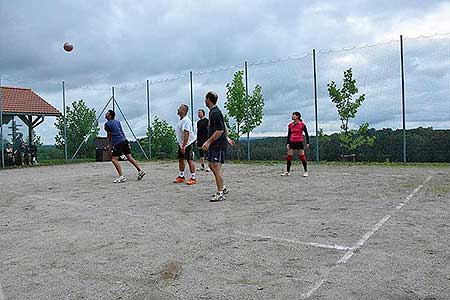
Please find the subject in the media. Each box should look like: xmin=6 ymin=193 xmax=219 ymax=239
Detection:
xmin=174 ymin=104 xmax=197 ymax=185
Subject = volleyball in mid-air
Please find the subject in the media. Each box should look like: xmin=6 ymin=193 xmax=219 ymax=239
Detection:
xmin=63 ymin=42 xmax=73 ymax=52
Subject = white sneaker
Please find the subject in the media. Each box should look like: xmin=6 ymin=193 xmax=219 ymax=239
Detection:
xmin=223 ymin=186 xmax=229 ymax=195
xmin=113 ymin=176 xmax=127 ymax=183
xmin=303 ymin=171 xmax=309 ymax=177
xmin=137 ymin=170 xmax=146 ymax=180
xmin=205 ymin=168 xmax=211 ymax=172
xmin=210 ymin=191 xmax=225 ymax=202
xmin=281 ymin=171 xmax=291 ymax=177
xmin=196 ymin=167 xmax=205 ymax=171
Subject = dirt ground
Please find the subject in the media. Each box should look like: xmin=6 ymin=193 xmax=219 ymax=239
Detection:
xmin=0 ymin=161 xmax=449 ymax=300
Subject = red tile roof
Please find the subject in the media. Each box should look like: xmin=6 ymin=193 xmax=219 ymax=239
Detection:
xmin=1 ymin=86 xmax=61 ymax=116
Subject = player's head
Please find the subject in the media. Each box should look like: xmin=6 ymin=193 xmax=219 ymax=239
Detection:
xmin=106 ymin=110 xmax=115 ymax=120
xmin=205 ymin=91 xmax=218 ymax=108
xmin=177 ymin=104 xmax=189 ymax=117
xmin=292 ymin=111 xmax=301 ymax=121
xmin=198 ymin=109 xmax=205 ymax=118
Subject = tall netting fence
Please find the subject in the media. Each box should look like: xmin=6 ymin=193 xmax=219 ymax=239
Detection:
xmin=246 ymin=55 xmax=315 ymax=161
xmin=192 ymin=65 xmax=244 ymax=160
xmin=114 ymin=82 xmax=148 ymax=159
xmin=149 ymin=74 xmax=190 ymax=159
xmin=2 ymin=34 xmax=449 ymax=167
xmin=404 ymin=34 xmax=450 ymax=162
xmin=316 ymin=40 xmax=404 ymax=162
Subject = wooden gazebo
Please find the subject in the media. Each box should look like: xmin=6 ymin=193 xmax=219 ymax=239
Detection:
xmin=1 ymin=86 xmax=61 ymax=147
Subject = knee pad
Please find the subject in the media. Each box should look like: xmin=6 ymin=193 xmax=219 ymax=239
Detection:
xmin=286 ymin=155 xmax=293 ymax=161
xmin=300 ymin=154 xmax=306 ymax=161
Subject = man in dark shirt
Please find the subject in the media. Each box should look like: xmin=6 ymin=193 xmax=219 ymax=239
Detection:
xmin=196 ymin=109 xmax=209 ymax=172
xmin=201 ymin=91 xmax=229 ymax=202
xmin=104 ymin=110 xmax=145 ymax=183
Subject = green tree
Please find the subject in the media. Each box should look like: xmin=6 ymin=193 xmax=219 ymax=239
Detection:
xmin=143 ymin=116 xmax=177 ymax=159
xmin=225 ymin=71 xmax=264 ymax=142
xmin=32 ymin=130 xmax=43 ymax=147
xmin=327 ymin=68 xmax=375 ymax=154
xmin=54 ymin=100 xmax=98 ymax=158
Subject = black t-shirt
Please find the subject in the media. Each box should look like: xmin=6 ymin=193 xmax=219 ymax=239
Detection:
xmin=196 ymin=117 xmax=209 ymax=144
xmin=208 ymin=106 xmax=227 ymax=150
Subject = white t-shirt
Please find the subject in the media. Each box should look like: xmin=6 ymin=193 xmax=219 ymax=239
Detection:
xmin=176 ymin=116 xmax=196 ymax=146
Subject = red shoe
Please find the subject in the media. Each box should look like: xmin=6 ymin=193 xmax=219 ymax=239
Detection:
xmin=173 ymin=176 xmax=185 ymax=183
xmin=186 ymin=178 xmax=197 ymax=185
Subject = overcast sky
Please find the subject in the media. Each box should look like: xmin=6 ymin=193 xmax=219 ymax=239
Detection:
xmin=1 ymin=0 xmax=449 ymax=144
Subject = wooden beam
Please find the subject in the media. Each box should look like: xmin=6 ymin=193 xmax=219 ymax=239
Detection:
xmin=32 ymin=116 xmax=45 ymax=128
xmin=17 ymin=115 xmax=32 ymax=127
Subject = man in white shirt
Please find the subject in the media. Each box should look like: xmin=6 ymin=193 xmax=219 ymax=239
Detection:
xmin=173 ymin=104 xmax=197 ymax=185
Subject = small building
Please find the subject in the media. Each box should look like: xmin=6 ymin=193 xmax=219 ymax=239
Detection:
xmin=1 ymin=86 xmax=61 ymax=147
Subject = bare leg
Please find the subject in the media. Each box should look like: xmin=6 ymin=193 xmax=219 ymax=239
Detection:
xmin=209 ymin=162 xmax=224 ymax=191
xmin=178 ymin=158 xmax=185 ymax=174
xmin=112 ymin=156 xmax=123 ymax=176
xmin=200 ymin=156 xmax=205 ymax=168
xmin=125 ymin=154 xmax=142 ymax=172
xmin=188 ymin=160 xmax=196 ymax=175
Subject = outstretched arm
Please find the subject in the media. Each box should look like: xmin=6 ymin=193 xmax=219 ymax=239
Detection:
xmin=303 ymin=124 xmax=310 ymax=146
xmin=225 ymin=124 xmax=235 ymax=145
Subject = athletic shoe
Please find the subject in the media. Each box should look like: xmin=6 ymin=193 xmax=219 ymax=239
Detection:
xmin=113 ymin=176 xmax=127 ymax=183
xmin=173 ymin=176 xmax=185 ymax=183
xmin=303 ymin=171 xmax=309 ymax=177
xmin=223 ymin=186 xmax=229 ymax=195
xmin=210 ymin=191 xmax=225 ymax=202
xmin=281 ymin=171 xmax=291 ymax=177
xmin=137 ymin=170 xmax=146 ymax=180
xmin=206 ymin=168 xmax=211 ymax=172
xmin=186 ymin=178 xmax=197 ymax=185
xmin=196 ymin=167 xmax=205 ymax=171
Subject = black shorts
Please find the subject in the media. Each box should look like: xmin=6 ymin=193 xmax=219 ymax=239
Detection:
xmin=178 ymin=144 xmax=194 ymax=160
xmin=206 ymin=148 xmax=226 ymax=164
xmin=112 ymin=140 xmax=131 ymax=157
xmin=289 ymin=142 xmax=304 ymax=150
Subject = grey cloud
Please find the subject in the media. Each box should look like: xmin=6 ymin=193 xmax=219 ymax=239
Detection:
xmin=1 ymin=0 xmax=448 ymax=144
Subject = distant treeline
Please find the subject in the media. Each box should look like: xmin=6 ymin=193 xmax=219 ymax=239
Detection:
xmin=35 ymin=127 xmax=449 ymax=163
xmin=235 ymin=127 xmax=450 ymax=163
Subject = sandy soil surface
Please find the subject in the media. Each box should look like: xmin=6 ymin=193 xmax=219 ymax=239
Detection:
xmin=0 ymin=161 xmax=449 ymax=300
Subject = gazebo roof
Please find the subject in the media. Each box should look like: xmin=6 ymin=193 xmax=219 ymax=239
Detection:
xmin=1 ymin=86 xmax=61 ymax=116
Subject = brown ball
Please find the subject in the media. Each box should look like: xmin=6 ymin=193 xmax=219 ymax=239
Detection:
xmin=63 ymin=42 xmax=73 ymax=52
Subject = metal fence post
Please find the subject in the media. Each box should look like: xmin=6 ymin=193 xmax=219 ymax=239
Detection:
xmin=112 ymin=86 xmax=115 ymax=112
xmin=62 ymin=81 xmax=68 ymax=162
xmin=244 ymin=61 xmax=250 ymax=161
xmin=400 ymin=35 xmax=407 ymax=163
xmin=312 ymin=49 xmax=320 ymax=163
xmin=146 ymin=79 xmax=152 ymax=159
xmin=189 ymin=71 xmax=194 ymax=127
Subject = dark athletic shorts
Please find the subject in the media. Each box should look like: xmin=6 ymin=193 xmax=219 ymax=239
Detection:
xmin=178 ymin=144 xmax=194 ymax=160
xmin=289 ymin=142 xmax=304 ymax=150
xmin=112 ymin=140 xmax=131 ymax=157
xmin=206 ymin=149 xmax=226 ymax=164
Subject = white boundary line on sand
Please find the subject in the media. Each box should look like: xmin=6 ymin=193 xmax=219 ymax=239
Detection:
xmin=235 ymin=231 xmax=352 ymax=251
xmin=300 ymin=175 xmax=432 ymax=299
